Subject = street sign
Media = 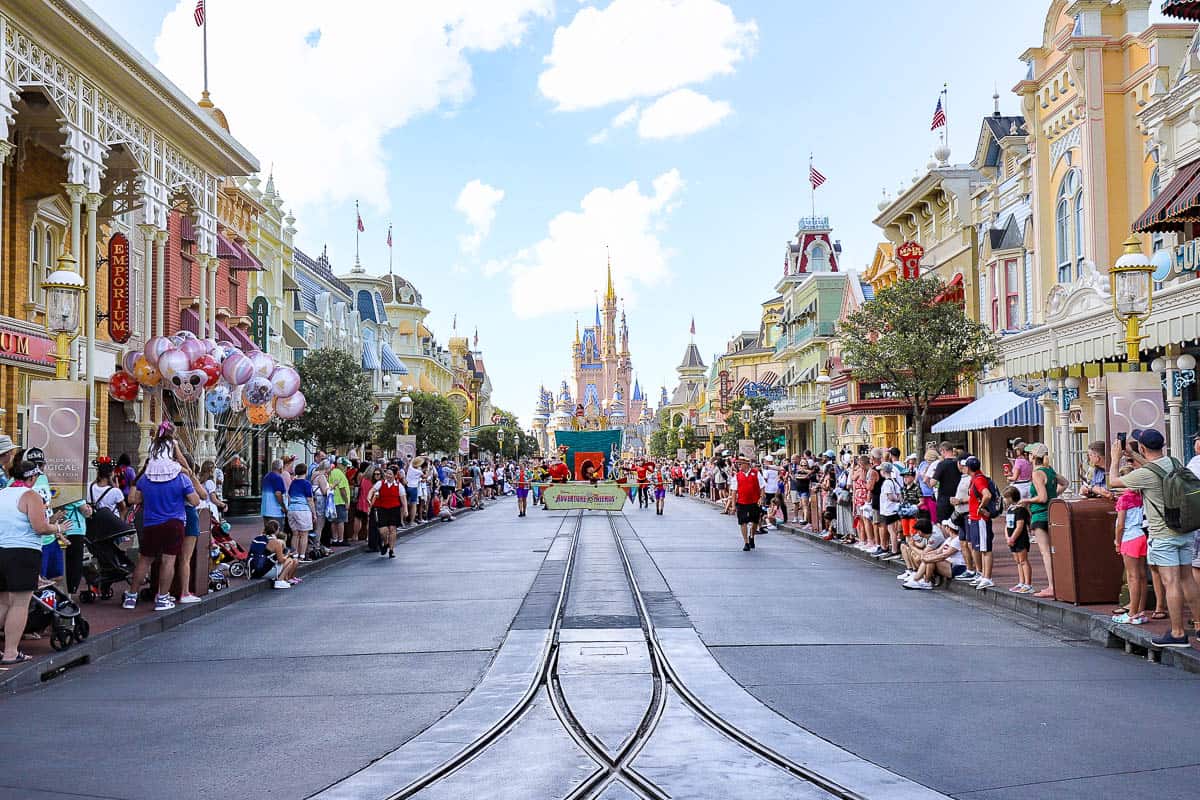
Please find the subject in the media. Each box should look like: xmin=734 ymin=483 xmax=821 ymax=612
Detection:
xmin=458 ymin=435 xmax=470 ymax=455
xmin=897 ymin=241 xmax=924 ymax=280
xmin=107 ymin=233 xmax=131 ymax=343
xmin=676 ymin=448 xmax=688 ymax=460
xmin=250 ymin=296 xmax=269 ymax=350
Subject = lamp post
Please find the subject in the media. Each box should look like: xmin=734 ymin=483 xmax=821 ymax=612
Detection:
xmin=740 ymin=400 xmax=752 ymax=440
xmin=43 ymin=253 xmax=85 ymax=380
xmin=677 ymin=426 xmax=686 ymax=456
xmin=707 ymin=412 xmax=718 ymax=457
xmin=1110 ymin=236 xmax=1155 ymax=372
xmin=815 ymin=370 xmax=832 ymax=453
xmin=397 ymin=387 xmax=413 ymax=436
xmin=497 ymin=427 xmax=506 ymax=459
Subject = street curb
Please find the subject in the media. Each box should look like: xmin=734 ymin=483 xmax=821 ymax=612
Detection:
xmin=0 ymin=508 xmax=475 ymax=694
xmin=693 ymin=498 xmax=1200 ymax=675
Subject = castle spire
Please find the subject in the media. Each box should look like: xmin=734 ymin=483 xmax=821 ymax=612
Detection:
xmin=605 ymin=247 xmax=616 ymax=304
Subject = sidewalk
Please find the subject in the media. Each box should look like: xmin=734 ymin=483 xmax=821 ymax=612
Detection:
xmin=695 ymin=496 xmax=1200 ymax=674
xmin=0 ymin=509 xmax=470 ymax=693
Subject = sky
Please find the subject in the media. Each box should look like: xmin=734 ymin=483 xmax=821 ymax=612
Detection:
xmin=85 ymin=0 xmax=1173 ymax=426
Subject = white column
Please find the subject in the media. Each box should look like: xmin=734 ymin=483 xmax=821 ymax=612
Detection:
xmin=0 ymin=142 xmax=11 ymax=276
xmin=85 ymin=192 xmax=103 ymax=461
xmin=64 ymin=185 xmax=86 ymax=381
xmin=209 ymin=257 xmax=219 ymax=336
xmin=1166 ymin=359 xmax=1186 ymax=459
xmin=154 ymin=229 xmax=168 ymax=338
xmin=137 ymin=224 xmax=157 ymax=434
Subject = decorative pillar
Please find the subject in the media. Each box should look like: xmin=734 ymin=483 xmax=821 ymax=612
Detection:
xmin=198 ymin=246 xmax=208 ymax=341
xmin=136 ymin=224 xmax=157 ymax=439
xmin=154 ymin=229 xmax=168 ymax=338
xmin=1086 ymin=377 xmax=1106 ymax=441
xmin=85 ymin=192 xmax=103 ymax=462
xmin=0 ymin=141 xmax=11 ymax=279
xmin=208 ymin=256 xmax=219 ymax=336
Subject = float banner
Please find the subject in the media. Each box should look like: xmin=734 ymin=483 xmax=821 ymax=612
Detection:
xmin=542 ymin=483 xmax=628 ymax=511
xmin=28 ymin=380 xmax=88 ymax=505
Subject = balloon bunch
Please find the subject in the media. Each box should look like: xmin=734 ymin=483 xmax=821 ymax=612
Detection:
xmin=109 ymin=330 xmax=307 ymax=462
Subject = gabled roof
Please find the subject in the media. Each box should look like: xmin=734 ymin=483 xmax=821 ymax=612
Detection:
xmin=678 ymin=342 xmax=706 ymax=371
xmin=987 ymin=215 xmax=1023 ymax=252
xmin=294 ymin=248 xmax=352 ymax=297
xmin=974 ymin=115 xmax=1026 ymax=170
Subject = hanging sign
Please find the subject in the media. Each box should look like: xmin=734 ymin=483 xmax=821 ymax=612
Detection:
xmin=896 ymin=241 xmax=924 ymax=280
xmin=395 ymin=434 xmax=417 ymax=461
xmin=719 ymin=370 xmax=731 ymax=413
xmin=1105 ymin=372 xmax=1165 ymax=447
xmin=250 ymin=296 xmax=269 ymax=351
xmin=27 ymin=381 xmax=88 ymax=506
xmin=107 ymin=233 xmax=131 ymax=343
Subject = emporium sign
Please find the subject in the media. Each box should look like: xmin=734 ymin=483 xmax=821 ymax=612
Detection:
xmin=107 ymin=233 xmax=131 ymax=343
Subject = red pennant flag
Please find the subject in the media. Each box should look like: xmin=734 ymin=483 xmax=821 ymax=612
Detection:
xmin=689 ymin=317 xmax=695 ymax=336
xmin=194 ymin=0 xmax=205 ymax=26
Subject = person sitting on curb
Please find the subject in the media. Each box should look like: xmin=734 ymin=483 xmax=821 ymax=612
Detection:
xmin=903 ymin=515 xmax=967 ymax=590
xmin=896 ymin=517 xmax=939 ymax=583
xmin=248 ymin=520 xmax=299 ymax=589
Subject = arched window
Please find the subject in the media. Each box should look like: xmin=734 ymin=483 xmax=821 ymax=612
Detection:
xmin=1073 ymin=186 xmax=1085 ymax=278
xmin=809 ymin=243 xmax=829 ymax=273
xmin=1055 ymin=198 xmax=1070 ymax=284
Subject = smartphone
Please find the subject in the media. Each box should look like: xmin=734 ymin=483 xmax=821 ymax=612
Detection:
xmin=1117 ymin=432 xmax=1127 ymax=448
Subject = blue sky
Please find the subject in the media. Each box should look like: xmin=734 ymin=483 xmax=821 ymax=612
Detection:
xmin=85 ymin=0 xmax=1172 ymax=426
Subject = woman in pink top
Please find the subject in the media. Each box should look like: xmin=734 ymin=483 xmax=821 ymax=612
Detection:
xmin=354 ymin=468 xmax=377 ymax=539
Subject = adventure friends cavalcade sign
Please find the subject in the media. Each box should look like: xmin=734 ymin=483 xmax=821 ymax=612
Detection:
xmin=541 ymin=483 xmax=629 ymax=511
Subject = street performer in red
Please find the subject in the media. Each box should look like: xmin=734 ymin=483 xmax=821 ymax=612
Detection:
xmin=514 ymin=462 xmax=531 ymax=518
xmin=734 ymin=455 xmax=762 ymax=551
xmin=635 ymin=460 xmax=651 ymax=509
xmin=653 ymin=463 xmax=668 ymax=516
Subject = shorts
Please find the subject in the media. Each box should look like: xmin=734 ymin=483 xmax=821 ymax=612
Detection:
xmin=354 ymin=507 xmax=370 ymax=520
xmin=140 ymin=519 xmax=185 ymax=559
xmin=41 ymin=542 xmax=64 ymax=579
xmin=1149 ymin=533 xmax=1194 ymax=567
xmin=1193 ymin=531 xmax=1200 ymax=569
xmin=262 ymin=563 xmax=282 ymax=581
xmin=950 ymin=563 xmax=967 ymax=578
xmin=516 ymin=488 xmax=529 ymax=500
xmin=440 ymin=485 xmax=454 ymax=499
xmin=335 ymin=504 xmax=348 ymax=524
xmin=735 ymin=503 xmax=761 ymax=525
xmin=655 ymin=488 xmax=666 ymax=500
xmin=901 ymin=518 xmax=917 ymax=537
xmin=185 ymin=504 xmax=200 ymax=537
xmin=1120 ymin=535 xmax=1148 ymax=559
xmin=1030 ymin=518 xmax=1049 ymax=533
xmin=1008 ymin=532 xmax=1031 ymax=553
xmin=764 ymin=493 xmax=777 ymax=507
xmin=375 ymin=506 xmax=402 ymax=528
xmin=970 ymin=518 xmax=994 ymax=552
xmin=1011 ymin=481 xmax=1031 ymax=499
xmin=870 ymin=509 xmax=882 ymax=525
xmin=882 ymin=514 xmax=900 ymax=526
xmin=287 ymin=504 xmax=314 ymax=533
xmin=406 ymin=487 xmax=419 ymax=505
xmin=0 ymin=546 xmax=43 ymax=592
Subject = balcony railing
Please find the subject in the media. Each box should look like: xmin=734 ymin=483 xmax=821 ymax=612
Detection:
xmin=775 ymin=321 xmax=836 ymax=354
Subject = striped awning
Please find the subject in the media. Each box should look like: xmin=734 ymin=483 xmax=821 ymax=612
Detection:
xmin=761 ymin=371 xmax=779 ymax=386
xmin=1133 ymin=158 xmax=1200 ymax=233
xmin=380 ymin=343 xmax=409 ymax=374
xmin=362 ymin=342 xmax=380 ymax=370
xmin=931 ymin=390 xmax=1043 ymax=434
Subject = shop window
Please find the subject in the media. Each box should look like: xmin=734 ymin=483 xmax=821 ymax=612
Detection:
xmin=1005 ymin=259 xmax=1019 ymax=329
xmin=990 ymin=265 xmax=1000 ymax=331
xmin=181 ymin=257 xmax=192 ymax=298
xmin=28 ymin=222 xmax=62 ymax=306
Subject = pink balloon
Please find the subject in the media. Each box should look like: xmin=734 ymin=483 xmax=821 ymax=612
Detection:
xmin=250 ymin=351 xmax=275 ymax=378
xmin=144 ymin=336 xmax=172 ymax=364
xmin=180 ymin=338 xmax=207 ymax=362
xmin=269 ymin=365 xmax=300 ymax=398
xmin=121 ymin=348 xmax=140 ymax=374
xmin=203 ymin=338 xmax=221 ymax=355
xmin=221 ymin=353 xmax=254 ymax=386
xmin=177 ymin=330 xmax=197 ymax=341
xmin=157 ymin=348 xmax=190 ymax=381
xmin=275 ymin=391 xmax=306 ymax=420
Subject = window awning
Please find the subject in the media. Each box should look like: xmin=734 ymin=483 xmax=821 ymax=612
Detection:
xmin=931 ymin=390 xmax=1043 ymax=433
xmin=380 ymin=343 xmax=409 ymax=374
xmin=180 ymin=308 xmax=257 ymax=352
xmin=282 ymin=271 xmax=300 ymax=292
xmin=229 ymin=239 xmax=263 ymax=271
xmin=362 ymin=342 xmax=380 ymax=370
xmin=1133 ymin=158 xmax=1200 ymax=233
xmin=934 ymin=273 xmax=965 ymax=305
xmin=281 ymin=321 xmax=307 ymax=349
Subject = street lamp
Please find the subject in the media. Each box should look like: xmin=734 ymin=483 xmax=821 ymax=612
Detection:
xmin=815 ymin=371 xmax=832 ymax=452
xmin=497 ymin=427 xmax=506 ymax=458
xmin=397 ymin=387 xmax=414 ymax=435
xmin=43 ymin=253 xmax=85 ymax=380
xmin=1111 ymin=236 xmax=1155 ymax=371
xmin=740 ymin=400 xmax=752 ymax=440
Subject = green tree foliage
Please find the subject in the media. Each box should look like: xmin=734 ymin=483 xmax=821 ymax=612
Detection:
xmin=650 ymin=423 xmax=700 ymax=459
xmin=376 ymin=391 xmax=460 ymax=455
xmin=474 ymin=424 xmax=537 ymax=459
xmin=275 ymin=348 xmax=374 ymax=450
xmin=837 ymin=275 xmax=999 ymax=450
xmin=719 ymin=396 xmax=778 ymax=455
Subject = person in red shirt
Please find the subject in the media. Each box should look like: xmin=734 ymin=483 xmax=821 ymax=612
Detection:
xmin=514 ymin=462 xmax=531 ymax=518
xmin=653 ymin=464 xmax=668 ymax=515
xmin=734 ymin=456 xmax=763 ymax=551
xmin=964 ymin=456 xmax=995 ymax=589
xmin=367 ymin=466 xmax=404 ymax=559
xmin=548 ymin=458 xmax=570 ymax=483
xmin=635 ymin=461 xmax=650 ymax=509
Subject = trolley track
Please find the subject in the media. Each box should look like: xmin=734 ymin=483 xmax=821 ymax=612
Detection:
xmin=327 ymin=508 xmax=878 ymax=800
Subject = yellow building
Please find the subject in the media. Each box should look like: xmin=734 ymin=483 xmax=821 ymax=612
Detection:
xmin=380 ymin=275 xmax=454 ymax=396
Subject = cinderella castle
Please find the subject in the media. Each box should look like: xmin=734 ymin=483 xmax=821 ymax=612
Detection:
xmin=532 ymin=257 xmax=654 ymax=455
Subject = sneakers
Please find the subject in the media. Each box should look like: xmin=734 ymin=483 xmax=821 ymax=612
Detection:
xmin=903 ymin=579 xmax=933 ymax=590
xmin=154 ymin=594 xmax=175 ymax=611
xmin=897 ymin=571 xmax=914 ymax=581
xmin=1152 ymin=631 xmax=1190 ymax=648
xmin=975 ymin=578 xmax=995 ymax=590
xmin=273 ymin=580 xmax=292 ymax=589
xmin=883 ymin=553 xmax=903 ymax=562
xmin=122 ymin=592 xmax=137 ymax=610
xmin=742 ymin=542 xmax=752 ymax=552
xmin=179 ymin=593 xmax=201 ymax=604
xmin=1112 ymin=612 xmax=1132 ymax=624
xmin=749 ymin=537 xmax=756 ymax=550
xmin=1009 ymin=584 xmax=1034 ymax=594
xmin=954 ymin=571 xmax=977 ymax=582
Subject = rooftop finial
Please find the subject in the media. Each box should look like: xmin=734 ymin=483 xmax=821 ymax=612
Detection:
xmin=605 ymin=245 xmax=616 ymax=303
xmin=993 ymin=84 xmax=1000 ymax=116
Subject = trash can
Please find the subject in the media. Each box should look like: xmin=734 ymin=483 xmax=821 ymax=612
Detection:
xmin=1047 ymin=497 xmax=1121 ymax=604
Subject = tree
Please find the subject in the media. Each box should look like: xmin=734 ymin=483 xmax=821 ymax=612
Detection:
xmin=475 ymin=423 xmax=536 ymax=459
xmin=275 ymin=348 xmax=374 ymax=450
xmin=719 ymin=396 xmax=778 ymax=455
xmin=837 ymin=275 xmax=999 ymax=451
xmin=649 ymin=422 xmax=700 ymax=459
xmin=376 ymin=391 xmax=459 ymax=455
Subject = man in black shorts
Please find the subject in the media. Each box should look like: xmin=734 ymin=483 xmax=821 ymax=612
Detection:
xmin=733 ymin=456 xmax=762 ymax=551
xmin=928 ymin=441 xmax=961 ymax=523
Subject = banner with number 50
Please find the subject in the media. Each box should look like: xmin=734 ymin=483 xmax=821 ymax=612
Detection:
xmin=28 ymin=380 xmax=88 ymax=506
xmin=1105 ymin=372 xmax=1166 ymax=453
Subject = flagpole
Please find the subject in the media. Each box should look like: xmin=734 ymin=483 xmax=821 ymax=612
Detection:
xmin=355 ymin=200 xmax=360 ymax=267
xmin=202 ymin=5 xmax=208 ymax=96
xmin=388 ymin=224 xmax=393 ymax=277
xmin=810 ymin=153 xmax=816 ymax=219
xmin=942 ymin=83 xmax=949 ymax=149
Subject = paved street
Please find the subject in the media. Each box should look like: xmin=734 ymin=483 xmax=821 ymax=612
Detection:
xmin=1 ymin=497 xmax=1197 ymax=799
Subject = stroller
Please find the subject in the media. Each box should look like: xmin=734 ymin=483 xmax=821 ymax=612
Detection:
xmin=210 ymin=519 xmax=249 ymax=578
xmin=27 ymin=584 xmax=89 ymax=651
xmin=79 ymin=508 xmax=138 ymax=604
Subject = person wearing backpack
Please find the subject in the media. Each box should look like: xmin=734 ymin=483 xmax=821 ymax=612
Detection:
xmin=965 ymin=457 xmax=999 ymax=590
xmin=1109 ymin=428 xmax=1200 ymax=648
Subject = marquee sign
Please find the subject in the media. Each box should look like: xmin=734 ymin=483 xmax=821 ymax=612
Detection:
xmin=896 ymin=241 xmax=924 ymax=280
xmin=719 ymin=370 xmax=731 ymax=413
xmin=107 ymin=233 xmax=131 ymax=343
xmin=744 ymin=382 xmax=785 ymax=401
xmin=250 ymin=296 xmax=269 ymax=351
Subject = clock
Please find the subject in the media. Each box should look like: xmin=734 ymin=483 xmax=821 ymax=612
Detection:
xmin=1009 ymin=376 xmax=1049 ymax=398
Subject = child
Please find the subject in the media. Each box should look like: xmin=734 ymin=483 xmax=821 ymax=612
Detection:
xmin=1004 ymin=486 xmax=1033 ymax=593
xmin=144 ymin=420 xmax=187 ymax=483
xmin=1112 ymin=479 xmax=1148 ymax=625
xmin=767 ymin=494 xmax=784 ymax=529
xmin=900 ymin=468 xmax=922 ymax=539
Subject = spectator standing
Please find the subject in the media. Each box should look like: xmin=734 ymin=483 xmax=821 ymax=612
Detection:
xmin=877 ymin=463 xmax=903 ymax=559
xmin=965 ymin=457 xmax=996 ymax=590
xmin=260 ymin=459 xmax=287 ymax=535
xmin=762 ymin=457 xmax=782 ymax=524
xmin=286 ymin=463 xmax=316 ymax=561
xmin=1003 ymin=486 xmax=1033 ymax=593
xmin=115 ymin=453 xmax=137 ymax=502
xmin=927 ymin=442 xmax=961 ymax=523
xmin=1111 ymin=477 xmax=1148 ymax=625
xmin=125 ymin=459 xmax=201 ymax=611
xmin=1019 ymin=443 xmax=1067 ymax=598
xmin=328 ymin=459 xmax=351 ymax=544
xmin=176 ymin=461 xmax=209 ymax=604
xmin=1009 ymin=441 xmax=1033 ymax=499
xmin=0 ymin=435 xmax=15 ymax=489
xmin=406 ymin=458 xmax=423 ymax=525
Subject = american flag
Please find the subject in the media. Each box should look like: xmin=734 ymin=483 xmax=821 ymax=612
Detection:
xmin=809 ymin=164 xmax=826 ymax=190
xmin=689 ymin=317 xmax=696 ymax=336
xmin=356 ymin=204 xmax=364 ymax=233
xmin=386 ymin=225 xmax=392 ymax=247
xmin=194 ymin=0 xmax=205 ymax=27
xmin=931 ymin=98 xmax=947 ymax=130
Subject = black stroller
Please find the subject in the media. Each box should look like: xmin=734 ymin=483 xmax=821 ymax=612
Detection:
xmin=27 ymin=585 xmax=89 ymax=651
xmin=79 ymin=508 xmax=139 ymax=604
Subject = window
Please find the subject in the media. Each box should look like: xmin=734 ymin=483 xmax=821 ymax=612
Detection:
xmin=809 ymin=243 xmax=829 ymax=273
xmin=181 ymin=257 xmax=192 ymax=298
xmin=990 ymin=265 xmax=999 ymax=331
xmin=1055 ymin=199 xmax=1070 ymax=284
xmin=1023 ymin=245 xmax=1034 ymax=326
xmin=1005 ymin=259 xmax=1019 ymax=329
xmin=1073 ymin=187 xmax=1085 ymax=277
xmin=1056 ymin=170 xmax=1083 ymax=284
xmin=1151 ymin=168 xmax=1165 ymax=290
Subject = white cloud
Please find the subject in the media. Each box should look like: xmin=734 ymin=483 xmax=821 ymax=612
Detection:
xmin=455 ymin=179 xmax=505 ymax=255
xmin=539 ymin=0 xmax=756 ymax=111
xmin=153 ymin=0 xmax=552 ymax=213
xmin=637 ymin=89 xmax=730 ymax=139
xmin=612 ymin=103 xmax=640 ymax=128
xmin=488 ymin=170 xmax=685 ymax=318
